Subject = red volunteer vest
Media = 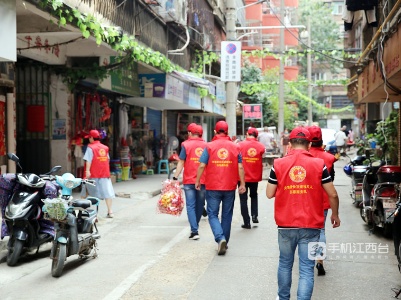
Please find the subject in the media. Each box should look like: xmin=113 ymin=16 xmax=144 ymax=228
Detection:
xmin=273 ymin=150 xmax=325 ymax=229
xmin=309 ymin=147 xmax=336 ymax=209
xmin=88 ymin=141 xmax=110 ymax=178
xmin=204 ymin=135 xmax=240 ymax=191
xmin=239 ymin=138 xmax=265 ymax=182
xmin=181 ymin=137 xmax=207 ymax=184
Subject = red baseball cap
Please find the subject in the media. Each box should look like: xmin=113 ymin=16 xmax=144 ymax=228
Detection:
xmin=85 ymin=129 xmax=100 ymax=139
xmin=247 ymin=127 xmax=258 ymax=137
xmin=187 ymin=123 xmax=197 ymax=133
xmin=195 ymin=125 xmax=203 ymax=136
xmin=289 ymin=127 xmax=311 ymax=142
xmin=307 ymin=126 xmax=322 ymax=142
xmin=215 ymin=120 xmax=228 ymax=133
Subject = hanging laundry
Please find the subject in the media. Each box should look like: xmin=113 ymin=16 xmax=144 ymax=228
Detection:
xmin=343 ymin=0 xmax=378 ymax=31
xmin=346 ymin=0 xmax=378 ymax=12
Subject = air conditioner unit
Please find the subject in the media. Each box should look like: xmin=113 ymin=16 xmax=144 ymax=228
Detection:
xmin=263 ymin=41 xmax=274 ymax=51
xmin=157 ymin=0 xmax=187 ymax=26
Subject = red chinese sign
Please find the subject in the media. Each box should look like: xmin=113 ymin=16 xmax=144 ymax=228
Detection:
xmin=243 ymin=104 xmax=263 ymax=120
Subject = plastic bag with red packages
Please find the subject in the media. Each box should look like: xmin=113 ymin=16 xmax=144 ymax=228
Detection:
xmin=157 ymin=180 xmax=184 ymax=216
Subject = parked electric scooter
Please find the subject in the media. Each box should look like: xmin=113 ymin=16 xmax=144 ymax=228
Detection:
xmin=343 ymin=154 xmax=367 ymax=207
xmin=42 ymin=172 xmax=100 ymax=277
xmin=360 ymin=150 xmax=401 ymax=237
xmin=4 ymin=153 xmax=61 ymax=266
xmin=387 ymin=184 xmax=401 ymax=298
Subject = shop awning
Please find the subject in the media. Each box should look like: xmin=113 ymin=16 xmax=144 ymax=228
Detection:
xmin=170 ymin=71 xmax=211 ymax=89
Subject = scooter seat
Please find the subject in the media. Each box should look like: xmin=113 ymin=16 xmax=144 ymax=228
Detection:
xmin=86 ymin=196 xmax=100 ymax=206
xmin=71 ymin=200 xmax=91 ymax=209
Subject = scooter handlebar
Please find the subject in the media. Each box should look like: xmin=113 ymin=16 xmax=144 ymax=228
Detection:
xmin=82 ymin=179 xmax=96 ymax=186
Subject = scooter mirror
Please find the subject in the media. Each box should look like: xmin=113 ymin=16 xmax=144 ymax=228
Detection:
xmin=51 ymin=166 xmax=62 ymax=174
xmin=7 ymin=153 xmax=19 ymax=163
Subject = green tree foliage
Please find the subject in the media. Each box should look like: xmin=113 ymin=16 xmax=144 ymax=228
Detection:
xmin=298 ymin=0 xmax=343 ymax=74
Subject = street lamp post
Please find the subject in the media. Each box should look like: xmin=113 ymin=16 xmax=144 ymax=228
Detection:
xmin=225 ymin=0 xmax=238 ymax=137
xmin=307 ymin=18 xmax=312 ymax=125
xmin=278 ymin=0 xmax=285 ymax=139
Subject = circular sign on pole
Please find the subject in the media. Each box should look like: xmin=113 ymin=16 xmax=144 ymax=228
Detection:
xmin=226 ymin=43 xmax=237 ymax=54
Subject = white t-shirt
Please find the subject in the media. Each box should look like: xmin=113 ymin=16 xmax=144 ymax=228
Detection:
xmin=334 ymin=131 xmax=347 ymax=146
xmin=258 ymin=132 xmax=274 ymax=149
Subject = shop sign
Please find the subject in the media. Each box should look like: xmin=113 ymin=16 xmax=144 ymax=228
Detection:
xmin=139 ymin=74 xmax=166 ymax=97
xmin=215 ymin=80 xmax=226 ymax=104
xmin=99 ymin=56 xmax=140 ymax=96
xmin=166 ymin=75 xmax=185 ymax=103
xmin=203 ymin=96 xmax=214 ymax=113
xmin=221 ymin=41 xmax=241 ymax=82
xmin=188 ymin=86 xmax=202 ymax=109
xmin=16 ymin=34 xmax=66 ymax=65
xmin=213 ymin=101 xmax=226 ymax=116
xmin=243 ymin=104 xmax=263 ymax=119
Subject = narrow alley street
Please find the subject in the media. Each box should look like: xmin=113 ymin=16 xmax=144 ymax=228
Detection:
xmin=0 ymin=156 xmax=400 ymax=300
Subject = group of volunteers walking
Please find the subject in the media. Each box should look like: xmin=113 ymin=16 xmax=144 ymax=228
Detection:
xmin=173 ymin=121 xmax=341 ymax=300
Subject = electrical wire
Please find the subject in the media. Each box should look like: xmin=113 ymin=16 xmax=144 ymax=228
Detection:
xmin=265 ymin=0 xmax=359 ymax=65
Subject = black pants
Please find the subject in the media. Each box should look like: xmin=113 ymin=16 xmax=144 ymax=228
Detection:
xmin=238 ymin=182 xmax=259 ymax=225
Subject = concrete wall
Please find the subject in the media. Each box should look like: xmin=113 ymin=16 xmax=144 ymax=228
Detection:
xmin=50 ymin=74 xmax=71 ymax=173
xmin=0 ymin=0 xmax=16 ymax=62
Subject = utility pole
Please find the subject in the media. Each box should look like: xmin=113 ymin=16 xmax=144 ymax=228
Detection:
xmin=278 ymin=0 xmax=285 ymax=137
xmin=307 ymin=18 xmax=312 ymax=125
xmin=225 ymin=0 xmax=237 ymax=137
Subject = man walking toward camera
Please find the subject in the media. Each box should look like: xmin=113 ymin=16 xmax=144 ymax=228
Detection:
xmin=266 ymin=127 xmax=341 ymax=300
xmin=196 ymin=121 xmax=246 ymax=255
xmin=238 ymin=127 xmax=265 ymax=229
xmin=172 ymin=123 xmax=206 ymax=240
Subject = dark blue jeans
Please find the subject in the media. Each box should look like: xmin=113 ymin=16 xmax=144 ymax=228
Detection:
xmin=238 ymin=182 xmax=258 ymax=225
xmin=205 ymin=190 xmax=235 ymax=243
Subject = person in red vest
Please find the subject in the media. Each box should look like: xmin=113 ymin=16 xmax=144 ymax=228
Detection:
xmin=266 ymin=126 xmax=341 ymax=300
xmin=195 ymin=121 xmax=246 ymax=255
xmin=307 ymin=125 xmax=337 ymax=276
xmin=172 ymin=123 xmax=207 ymax=240
xmin=84 ymin=129 xmax=115 ymax=218
xmin=238 ymin=127 xmax=266 ymax=229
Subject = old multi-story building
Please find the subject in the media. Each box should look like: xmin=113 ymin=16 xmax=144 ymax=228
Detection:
xmin=0 ymin=0 xmax=228 ymax=175
xmin=344 ymin=0 xmax=400 ymax=164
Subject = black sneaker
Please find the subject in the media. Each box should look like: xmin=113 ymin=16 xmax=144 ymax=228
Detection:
xmin=252 ymin=216 xmax=259 ymax=223
xmin=316 ymin=263 xmax=326 ymax=276
xmin=202 ymin=207 xmax=207 ymax=217
xmin=189 ymin=232 xmax=200 ymax=240
xmin=241 ymin=224 xmax=251 ymax=229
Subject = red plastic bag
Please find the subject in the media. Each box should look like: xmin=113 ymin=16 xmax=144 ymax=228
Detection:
xmin=157 ymin=180 xmax=184 ymax=216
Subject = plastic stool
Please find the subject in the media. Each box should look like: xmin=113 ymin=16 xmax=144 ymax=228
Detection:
xmin=157 ymin=159 xmax=169 ymax=174
xmin=146 ymin=169 xmax=154 ymax=175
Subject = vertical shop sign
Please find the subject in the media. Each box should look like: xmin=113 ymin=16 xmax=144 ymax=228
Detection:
xmin=221 ymin=41 xmax=242 ymax=82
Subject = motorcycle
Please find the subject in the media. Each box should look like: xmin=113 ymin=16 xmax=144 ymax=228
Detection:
xmin=360 ymin=150 xmax=401 ymax=237
xmin=42 ymin=172 xmax=100 ymax=277
xmin=388 ymin=184 xmax=401 ymax=298
xmin=4 ymin=153 xmax=61 ymax=266
xmin=343 ymin=154 xmax=367 ymax=207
